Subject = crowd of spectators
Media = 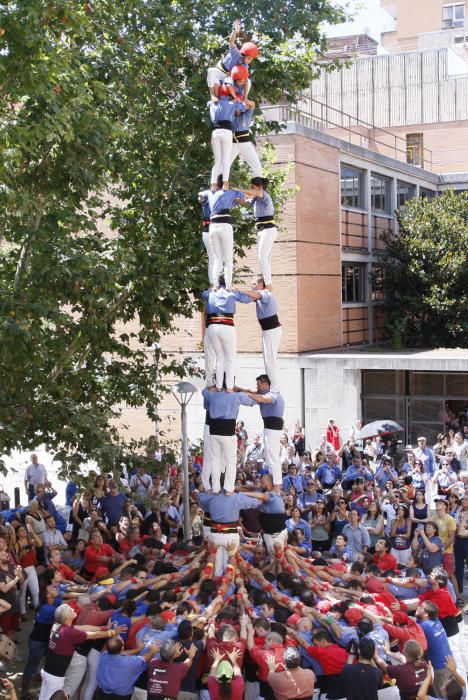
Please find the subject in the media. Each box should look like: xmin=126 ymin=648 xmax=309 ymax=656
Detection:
xmin=0 ymin=416 xmax=467 ymax=700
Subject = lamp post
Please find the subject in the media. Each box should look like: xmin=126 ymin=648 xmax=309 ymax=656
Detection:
xmin=172 ymin=380 xmax=197 ymax=542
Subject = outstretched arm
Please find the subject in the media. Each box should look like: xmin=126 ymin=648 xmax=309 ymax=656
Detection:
xmin=229 ymin=19 xmax=241 ymax=48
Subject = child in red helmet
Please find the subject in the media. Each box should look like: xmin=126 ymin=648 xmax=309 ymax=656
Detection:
xmin=207 ymin=19 xmax=259 ymax=99
xmin=219 ymin=65 xmax=249 ymax=101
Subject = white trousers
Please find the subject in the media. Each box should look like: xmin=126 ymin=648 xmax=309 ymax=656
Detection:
xmin=210 ymin=433 xmax=237 ymax=493
xmin=204 ymin=327 xmax=216 ymax=388
xmin=262 ymin=326 xmax=282 ymax=393
xmin=211 ymin=532 xmax=240 ymax=576
xmin=64 ymin=651 xmax=87 ymax=696
xmin=257 ymin=226 xmax=277 ymax=285
xmin=202 ymin=230 xmax=216 ymax=286
xmin=204 ymin=324 xmax=236 ymax=390
xmin=202 ymin=423 xmax=213 ymax=491
xmin=79 ymin=647 xmax=101 ymax=700
xmin=264 ymin=428 xmax=283 ymax=485
xmin=390 ymin=547 xmax=412 ymax=566
xmin=230 ymin=141 xmax=262 ymax=177
xmin=207 ymin=66 xmax=226 ymax=88
xmin=211 ymin=129 xmax=232 ymax=184
xmin=39 ymin=670 xmax=65 ymax=700
xmin=20 ymin=564 xmax=40 ymax=614
xmin=209 ymin=222 xmax=233 ymax=289
xmin=263 ymin=529 xmax=288 ymax=554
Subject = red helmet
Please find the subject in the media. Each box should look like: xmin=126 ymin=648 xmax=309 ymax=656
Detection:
xmin=241 ymin=41 xmax=259 ymax=58
xmin=231 ymin=65 xmax=249 ymax=82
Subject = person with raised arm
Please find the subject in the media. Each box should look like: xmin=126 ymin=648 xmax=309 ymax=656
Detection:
xmin=235 ymin=275 xmax=282 ymax=392
xmin=235 ymin=374 xmax=285 ymax=493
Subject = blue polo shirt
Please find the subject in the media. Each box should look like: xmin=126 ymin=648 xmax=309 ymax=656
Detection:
xmin=97 ymin=653 xmax=148 ymax=695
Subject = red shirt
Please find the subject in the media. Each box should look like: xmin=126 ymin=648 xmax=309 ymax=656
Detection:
xmin=249 ymin=644 xmax=285 ymax=682
xmin=83 ymin=543 xmax=116 ymax=575
xmin=204 ymin=638 xmax=247 ymax=673
xmin=383 ymin=619 xmax=428 ymax=652
xmin=126 ymin=617 xmax=150 ymax=649
xmin=373 ymin=552 xmax=398 ymax=572
xmin=306 ymin=644 xmax=348 ymax=675
xmin=418 ymin=588 xmax=458 ymax=619
xmin=55 ymin=562 xmax=76 ymax=581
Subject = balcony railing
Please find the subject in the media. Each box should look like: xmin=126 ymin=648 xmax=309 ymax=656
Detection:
xmin=263 ymin=97 xmax=434 ymax=172
xmin=419 ymin=26 xmax=468 ymax=50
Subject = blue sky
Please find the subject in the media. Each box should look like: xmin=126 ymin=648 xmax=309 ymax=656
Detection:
xmin=325 ymin=0 xmax=393 ymax=43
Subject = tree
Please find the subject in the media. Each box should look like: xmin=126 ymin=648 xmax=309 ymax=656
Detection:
xmin=380 ymin=190 xmax=468 ymax=349
xmin=0 ymin=0 xmax=346 ymax=473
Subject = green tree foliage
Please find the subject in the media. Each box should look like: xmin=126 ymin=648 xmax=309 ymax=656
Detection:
xmin=380 ymin=190 xmax=468 ymax=349
xmin=0 ymin=0 xmax=346 ymax=472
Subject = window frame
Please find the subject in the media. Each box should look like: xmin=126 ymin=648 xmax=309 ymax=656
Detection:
xmin=396 ymin=181 xmax=416 ymax=209
xmin=340 ymin=164 xmax=365 ymax=210
xmin=370 ymin=173 xmax=392 ymax=215
xmin=443 ymin=2 xmax=465 ymax=27
xmin=342 ymin=262 xmax=366 ymax=304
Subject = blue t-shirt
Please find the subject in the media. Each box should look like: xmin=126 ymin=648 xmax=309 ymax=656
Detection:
xmin=420 ymin=619 xmax=452 ymax=670
xmin=97 ymin=493 xmax=128 ymax=525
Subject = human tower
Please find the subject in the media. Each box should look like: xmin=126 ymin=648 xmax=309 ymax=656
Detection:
xmin=199 ymin=21 xmax=286 ymax=499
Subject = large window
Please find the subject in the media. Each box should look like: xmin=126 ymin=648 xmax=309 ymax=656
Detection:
xmin=362 ymin=370 xmax=468 ymax=448
xmin=443 ymin=3 xmax=465 ymax=28
xmin=371 ymin=174 xmax=391 ymax=214
xmin=341 ymin=165 xmax=364 ymax=209
xmin=342 ymin=263 xmax=366 ymax=303
xmin=397 ymin=181 xmax=416 ymax=208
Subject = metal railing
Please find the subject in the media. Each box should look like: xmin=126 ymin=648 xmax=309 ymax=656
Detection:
xmin=263 ymin=97 xmax=434 ymax=172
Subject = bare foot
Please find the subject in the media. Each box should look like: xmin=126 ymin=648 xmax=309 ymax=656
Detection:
xmin=225 ymin=491 xmax=234 ymax=496
xmin=266 ymin=283 xmax=273 ymax=290
xmin=223 ymin=181 xmax=229 ymax=190
xmin=273 ymin=485 xmax=281 ymax=494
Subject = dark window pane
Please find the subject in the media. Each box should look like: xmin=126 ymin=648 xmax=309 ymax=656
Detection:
xmin=341 ymin=165 xmax=363 ymax=208
xmin=445 ymin=373 xmax=468 ymax=396
xmin=342 ymin=264 xmax=365 ymax=303
xmin=371 ymin=174 xmax=390 ymax=213
xmin=410 ymin=373 xmax=444 ymax=395
xmin=410 ymin=399 xmax=445 ymax=423
xmin=397 ymin=181 xmax=416 ymax=208
xmin=363 ymin=397 xmax=405 ymax=423
xmin=420 ymin=188 xmax=435 ymax=198
xmin=371 ymin=265 xmax=385 ymax=301
xmin=362 ymin=370 xmax=405 ymax=395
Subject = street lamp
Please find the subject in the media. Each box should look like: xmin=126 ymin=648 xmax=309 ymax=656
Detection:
xmin=172 ymin=380 xmax=197 ymax=542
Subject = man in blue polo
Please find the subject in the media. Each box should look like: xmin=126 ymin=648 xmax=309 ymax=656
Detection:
xmin=201 ymin=387 xmax=256 ymax=494
xmin=236 ymin=374 xmax=285 ymax=493
xmin=199 ymin=490 xmax=265 ymax=574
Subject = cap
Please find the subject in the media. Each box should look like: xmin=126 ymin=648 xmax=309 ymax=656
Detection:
xmin=344 ymin=608 xmax=364 ymax=626
xmin=216 ymin=660 xmax=234 ymax=681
